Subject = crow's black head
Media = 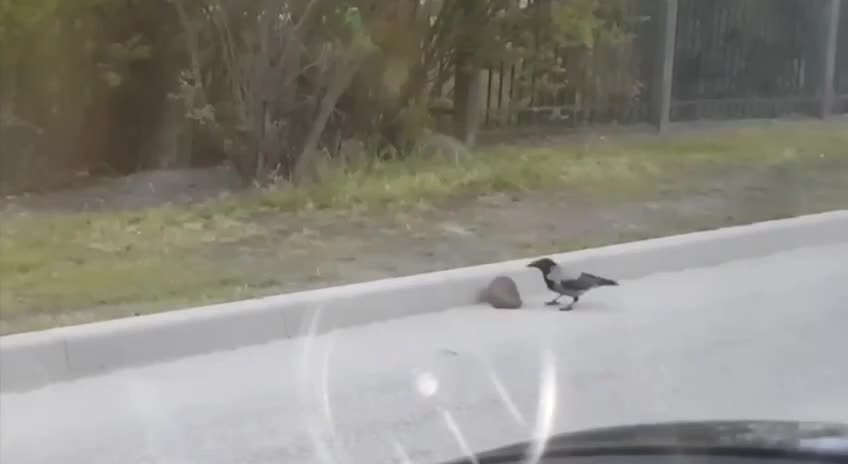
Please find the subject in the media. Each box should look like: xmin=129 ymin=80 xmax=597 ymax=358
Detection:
xmin=527 ymin=257 xmax=557 ymax=274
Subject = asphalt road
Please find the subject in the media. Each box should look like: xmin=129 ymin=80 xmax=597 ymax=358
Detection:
xmin=3 ymin=242 xmax=848 ymax=464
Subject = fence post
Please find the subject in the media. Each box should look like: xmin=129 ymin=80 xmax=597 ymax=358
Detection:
xmin=464 ymin=69 xmax=486 ymax=147
xmin=820 ymin=0 xmax=842 ymax=118
xmin=654 ymin=0 xmax=679 ymax=132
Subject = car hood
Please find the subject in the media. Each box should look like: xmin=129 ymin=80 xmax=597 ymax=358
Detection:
xmin=450 ymin=420 xmax=848 ymax=463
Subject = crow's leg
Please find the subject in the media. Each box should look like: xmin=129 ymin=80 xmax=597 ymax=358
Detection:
xmin=560 ymin=296 xmax=579 ymax=312
xmin=545 ymin=295 xmax=563 ymax=306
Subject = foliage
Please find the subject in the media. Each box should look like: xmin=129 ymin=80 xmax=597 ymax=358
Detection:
xmin=1 ymin=0 xmax=647 ymax=187
xmin=0 ymin=0 xmax=158 ymax=191
xmin=170 ymin=0 xmax=380 ymax=183
xmin=0 ymin=0 xmax=153 ymax=119
xmin=504 ymin=0 xmax=645 ymax=111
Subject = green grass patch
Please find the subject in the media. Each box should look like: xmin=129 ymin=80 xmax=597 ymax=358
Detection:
xmin=254 ymin=122 xmax=846 ymax=211
xmin=2 ymin=121 xmax=847 ymax=334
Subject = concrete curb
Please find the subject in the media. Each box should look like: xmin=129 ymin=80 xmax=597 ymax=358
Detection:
xmin=2 ymin=210 xmax=847 ymax=393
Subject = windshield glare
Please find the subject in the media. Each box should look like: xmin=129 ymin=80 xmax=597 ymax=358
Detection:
xmin=1 ymin=0 xmax=847 ymax=463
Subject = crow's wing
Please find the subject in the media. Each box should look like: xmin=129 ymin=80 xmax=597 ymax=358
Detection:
xmin=560 ymin=273 xmax=601 ymax=291
xmin=557 ymin=273 xmax=618 ymax=294
xmin=546 ymin=263 xmax=580 ymax=283
xmin=579 ymin=272 xmax=618 ymax=286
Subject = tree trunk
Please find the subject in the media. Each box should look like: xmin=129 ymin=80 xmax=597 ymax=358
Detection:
xmin=453 ymin=50 xmax=472 ymax=139
xmin=293 ymin=60 xmax=361 ymax=184
xmin=451 ymin=0 xmax=485 ymax=146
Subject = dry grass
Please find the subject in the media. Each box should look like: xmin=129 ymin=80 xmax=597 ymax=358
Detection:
xmin=2 ymin=121 xmax=847 ymax=334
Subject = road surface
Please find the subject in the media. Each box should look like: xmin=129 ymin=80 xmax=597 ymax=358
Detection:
xmin=3 ymin=242 xmax=848 ymax=464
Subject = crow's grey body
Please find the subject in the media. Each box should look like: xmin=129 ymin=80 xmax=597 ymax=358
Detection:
xmin=550 ymin=272 xmax=611 ymax=298
xmin=527 ymin=257 xmax=619 ymax=311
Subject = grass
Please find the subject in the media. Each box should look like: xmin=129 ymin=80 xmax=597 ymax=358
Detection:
xmin=1 ymin=120 xmax=847 ymax=334
xmin=253 ymin=122 xmax=846 ymax=210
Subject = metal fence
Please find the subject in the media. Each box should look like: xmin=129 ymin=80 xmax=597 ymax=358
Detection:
xmin=483 ymin=0 xmax=847 ymax=131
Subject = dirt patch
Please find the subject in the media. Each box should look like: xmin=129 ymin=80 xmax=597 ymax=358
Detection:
xmin=1 ymin=165 xmax=243 ymax=214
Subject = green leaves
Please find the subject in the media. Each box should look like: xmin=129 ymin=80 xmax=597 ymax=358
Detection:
xmin=0 ymin=0 xmax=155 ymax=116
xmin=343 ymin=6 xmax=377 ymax=56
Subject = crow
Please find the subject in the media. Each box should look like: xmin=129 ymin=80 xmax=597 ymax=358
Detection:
xmin=527 ymin=257 xmax=619 ymax=311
